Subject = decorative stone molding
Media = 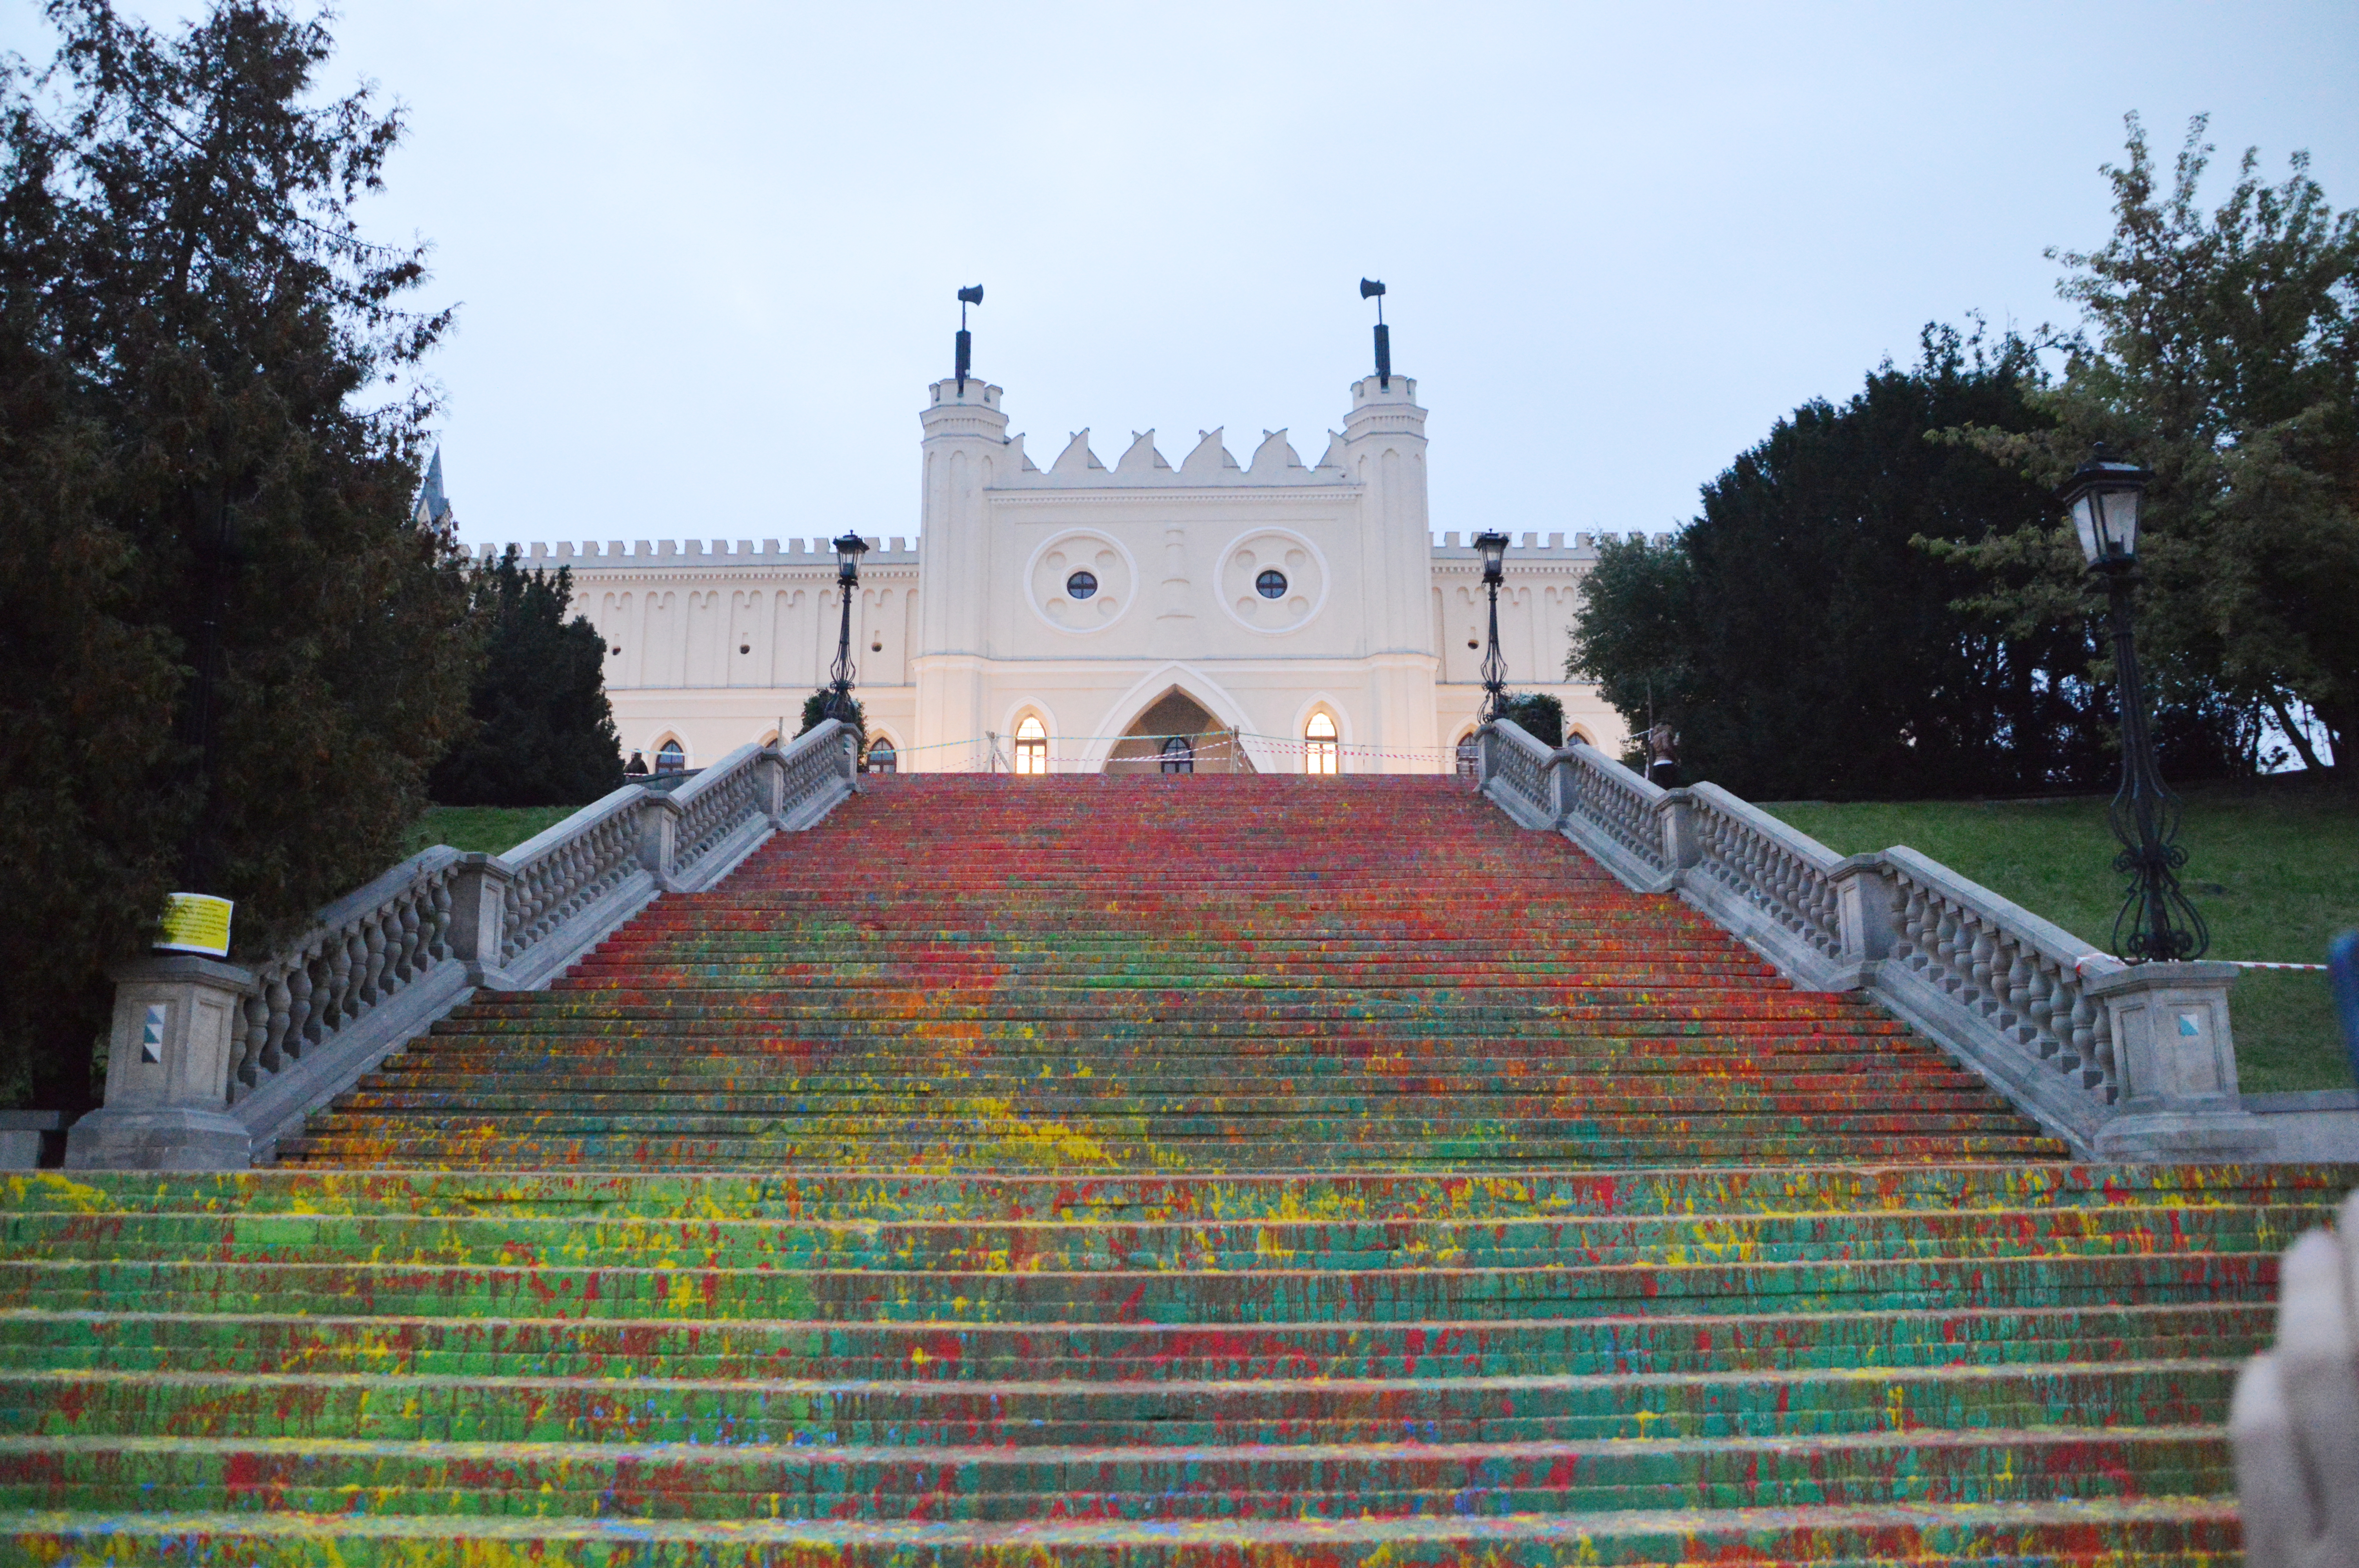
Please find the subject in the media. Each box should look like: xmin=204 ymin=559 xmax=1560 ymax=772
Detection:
xmin=64 ymin=720 xmax=862 ymax=1170
xmin=1476 ymin=717 xmax=2286 ymax=1161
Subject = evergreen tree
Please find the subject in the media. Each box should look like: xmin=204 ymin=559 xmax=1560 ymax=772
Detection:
xmin=1572 ymin=327 xmax=2121 ymax=800
xmin=0 ymin=2 xmax=474 ymax=1109
xmin=429 ymin=549 xmax=624 ymax=806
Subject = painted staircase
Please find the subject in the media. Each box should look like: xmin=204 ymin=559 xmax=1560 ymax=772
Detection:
xmin=5 ymin=775 xmax=2344 ymax=1563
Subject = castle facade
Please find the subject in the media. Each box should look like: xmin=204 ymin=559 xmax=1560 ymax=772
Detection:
xmin=486 ymin=362 xmax=1644 ymax=774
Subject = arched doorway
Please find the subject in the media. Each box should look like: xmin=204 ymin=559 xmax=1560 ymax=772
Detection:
xmin=1105 ymin=689 xmax=1253 ymax=775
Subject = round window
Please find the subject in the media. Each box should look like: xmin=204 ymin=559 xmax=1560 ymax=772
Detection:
xmin=1066 ymin=570 xmax=1098 ymax=600
xmin=1256 ymin=569 xmax=1288 ymax=600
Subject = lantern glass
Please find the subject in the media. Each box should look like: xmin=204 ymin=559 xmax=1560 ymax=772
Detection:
xmin=832 ymin=531 xmax=869 ymax=583
xmin=2060 ymin=450 xmax=2149 ymax=566
xmin=1473 ymin=530 xmax=1510 ymax=583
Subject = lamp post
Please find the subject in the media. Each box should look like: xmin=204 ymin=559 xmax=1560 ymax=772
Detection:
xmin=825 ymin=531 xmax=868 ymax=727
xmin=1473 ymin=529 xmax=1511 ymax=725
xmin=2062 ymin=444 xmax=2208 ymax=964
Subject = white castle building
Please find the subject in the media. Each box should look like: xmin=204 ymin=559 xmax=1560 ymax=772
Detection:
xmin=475 ymin=341 xmax=1653 ymax=775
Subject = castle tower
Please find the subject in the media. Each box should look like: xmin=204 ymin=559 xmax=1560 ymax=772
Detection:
xmin=911 ymin=374 xmax=1012 ymax=765
xmin=1338 ymin=372 xmax=1442 ymax=759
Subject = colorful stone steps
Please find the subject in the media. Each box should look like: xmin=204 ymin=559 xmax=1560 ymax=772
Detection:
xmin=0 ymin=1495 xmax=2249 ymax=1565
xmin=9 ymin=1206 xmax=2310 ymax=1271
xmin=6 ymin=775 xmax=2343 ymax=1560
xmin=0 ymin=1427 xmax=2236 ymax=1519
xmin=0 ymin=1302 xmax=2268 ymax=1377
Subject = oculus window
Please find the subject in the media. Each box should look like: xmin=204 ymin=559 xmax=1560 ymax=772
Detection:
xmin=1065 ymin=570 xmax=1098 ymax=601
xmin=1256 ymin=569 xmax=1288 ymax=600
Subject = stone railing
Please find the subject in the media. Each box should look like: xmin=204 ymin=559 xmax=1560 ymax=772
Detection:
xmin=1477 ymin=719 xmax=2273 ymax=1162
xmin=67 ymin=720 xmax=862 ymax=1171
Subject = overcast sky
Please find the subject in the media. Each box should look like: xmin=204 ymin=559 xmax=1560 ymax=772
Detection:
xmin=9 ymin=3 xmax=2355 ymax=552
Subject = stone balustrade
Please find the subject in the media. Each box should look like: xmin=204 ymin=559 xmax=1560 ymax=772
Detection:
xmin=66 ymin=720 xmax=862 ymax=1170
xmin=1477 ymin=719 xmax=2275 ymax=1161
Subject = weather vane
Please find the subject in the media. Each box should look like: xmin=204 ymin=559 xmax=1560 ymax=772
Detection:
xmin=1360 ymin=278 xmax=1389 ymax=390
xmin=955 ymin=285 xmax=983 ymax=393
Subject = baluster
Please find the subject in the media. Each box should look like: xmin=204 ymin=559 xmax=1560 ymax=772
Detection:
xmin=334 ymin=928 xmax=362 ymax=1024
xmin=2024 ymin=959 xmax=2058 ymax=1056
xmin=263 ymin=965 xmax=293 ymax=1073
xmin=1932 ymin=905 xmax=1962 ymax=991
xmin=2066 ymin=985 xmax=2095 ymax=1074
xmin=427 ymin=875 xmax=454 ymax=960
xmin=360 ymin=913 xmax=389 ymax=1007
xmin=1997 ymin=946 xmax=2031 ymax=1033
xmin=2088 ymin=1005 xmax=2115 ymax=1094
xmin=289 ymin=952 xmax=320 ymax=1052
xmin=238 ymin=992 xmax=268 ymax=1087
xmin=1967 ymin=927 xmax=1998 ymax=1013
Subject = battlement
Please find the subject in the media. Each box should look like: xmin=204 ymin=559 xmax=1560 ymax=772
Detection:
xmin=479 ymin=531 xmax=1669 ymax=568
xmin=1430 ymin=529 xmax=1676 ymax=566
xmin=995 ymin=425 xmax=1357 ymax=490
xmin=480 ymin=537 xmax=922 ymax=570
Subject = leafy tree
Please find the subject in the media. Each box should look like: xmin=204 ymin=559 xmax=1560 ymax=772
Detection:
xmin=0 ymin=2 xmax=473 ymax=1109
xmin=1947 ymin=116 xmax=2358 ymax=775
xmin=1498 ymin=691 xmax=1563 ymax=748
xmin=428 ymin=549 xmax=623 ymax=806
xmin=1572 ymin=326 xmax=2124 ymax=800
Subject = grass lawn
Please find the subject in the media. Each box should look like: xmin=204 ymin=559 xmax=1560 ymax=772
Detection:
xmin=1763 ymin=778 xmax=2359 ymax=1094
xmin=407 ymin=804 xmax=584 ymax=858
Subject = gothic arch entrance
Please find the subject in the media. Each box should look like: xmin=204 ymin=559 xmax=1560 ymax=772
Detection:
xmin=1105 ymin=688 xmax=1256 ymax=775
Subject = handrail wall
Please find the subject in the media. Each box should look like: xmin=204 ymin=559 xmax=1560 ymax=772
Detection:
xmin=1476 ymin=719 xmax=2275 ymax=1161
xmin=67 ymin=721 xmax=862 ymax=1169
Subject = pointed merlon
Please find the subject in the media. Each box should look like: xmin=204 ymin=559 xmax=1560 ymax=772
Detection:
xmin=1181 ymin=428 xmax=1241 ymax=475
xmin=1053 ymin=429 xmax=1106 ymax=474
xmin=1117 ymin=430 xmax=1170 ymax=472
xmin=1248 ymin=429 xmax=1303 ymax=476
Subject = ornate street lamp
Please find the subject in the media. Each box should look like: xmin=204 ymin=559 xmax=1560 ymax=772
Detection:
xmin=1473 ymin=529 xmax=1511 ymax=725
xmin=2061 ymin=444 xmax=2208 ymax=963
xmin=825 ymin=531 xmax=869 ymax=726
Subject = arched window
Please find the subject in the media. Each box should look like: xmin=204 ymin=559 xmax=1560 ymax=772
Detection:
xmin=1014 ymin=716 xmax=1048 ymax=775
xmin=655 ymin=739 xmax=687 ymax=774
xmin=1159 ymin=735 xmax=1194 ymax=774
xmin=1305 ymin=712 xmax=1338 ymax=775
xmin=1454 ymin=733 xmax=1479 ymax=780
xmin=866 ymin=738 xmax=898 ymax=774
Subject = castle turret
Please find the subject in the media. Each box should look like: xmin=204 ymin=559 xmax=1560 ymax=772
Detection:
xmin=912 ymin=375 xmax=1012 ymax=759
xmin=1338 ymin=371 xmax=1441 ymax=757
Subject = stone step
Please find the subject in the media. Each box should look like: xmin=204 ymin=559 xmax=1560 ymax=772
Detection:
xmin=0 ymin=1360 xmax=2242 ymax=1446
xmin=10 ymin=1205 xmax=2307 ymax=1271
xmin=0 ymin=1426 xmax=2234 ymax=1520
xmin=0 ymin=1249 xmax=2275 ymax=1323
xmin=0 ymin=1493 xmax=2245 ymax=1565
xmin=0 ymin=1303 xmax=2269 ymax=1379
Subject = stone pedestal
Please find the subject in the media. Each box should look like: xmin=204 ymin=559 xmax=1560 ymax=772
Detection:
xmin=65 ymin=956 xmax=256 ymax=1171
xmin=0 ymin=1111 xmax=64 ymax=1169
xmin=2086 ymin=961 xmax=2275 ymax=1161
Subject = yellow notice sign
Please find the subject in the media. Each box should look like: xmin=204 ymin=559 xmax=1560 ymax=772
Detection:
xmin=155 ymin=892 xmax=234 ymax=957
